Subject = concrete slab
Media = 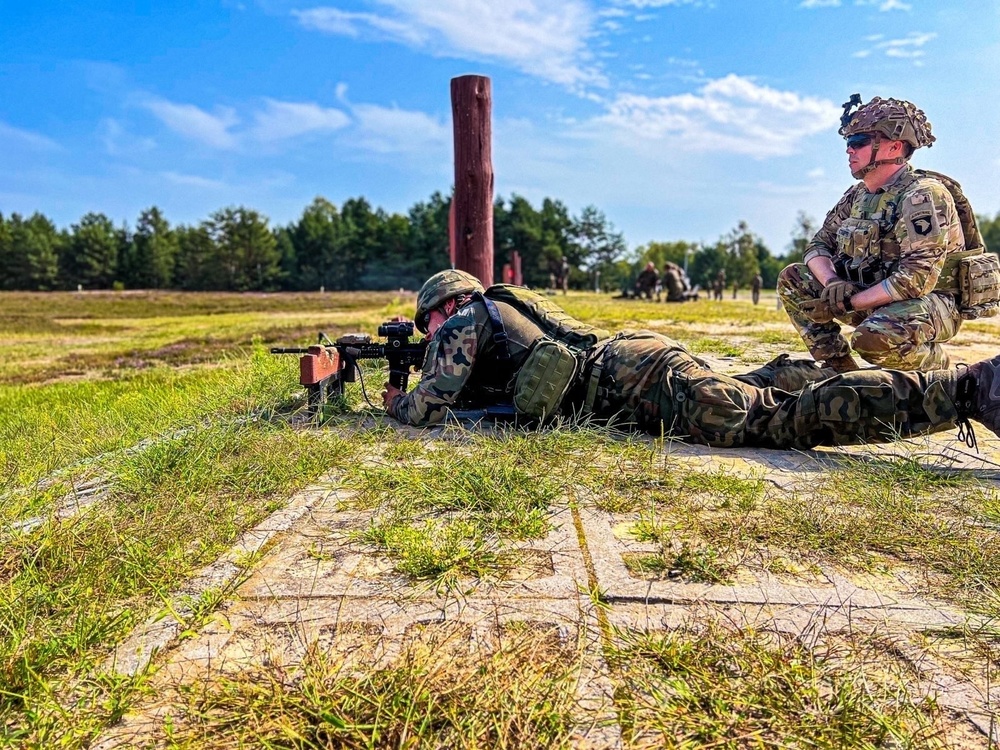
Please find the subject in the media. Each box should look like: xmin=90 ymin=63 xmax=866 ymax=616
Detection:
xmin=94 ymin=430 xmax=1000 ymax=748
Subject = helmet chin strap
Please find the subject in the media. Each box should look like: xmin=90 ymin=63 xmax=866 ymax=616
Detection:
xmin=851 ymin=139 xmax=908 ymax=180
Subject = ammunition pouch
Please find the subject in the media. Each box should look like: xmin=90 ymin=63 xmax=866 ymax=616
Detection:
xmin=836 ymin=217 xmax=880 ymax=259
xmin=833 ymin=254 xmax=884 ymax=287
xmin=956 ymin=252 xmax=1000 ymax=320
xmin=513 ymin=338 xmax=581 ymax=419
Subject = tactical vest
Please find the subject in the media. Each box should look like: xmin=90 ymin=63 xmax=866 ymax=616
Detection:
xmin=479 ymin=285 xmax=611 ymax=419
xmin=833 ymin=168 xmax=1000 ymax=319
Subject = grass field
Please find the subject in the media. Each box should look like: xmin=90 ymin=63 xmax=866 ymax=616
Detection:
xmin=2 ymin=289 xmax=999 ymax=747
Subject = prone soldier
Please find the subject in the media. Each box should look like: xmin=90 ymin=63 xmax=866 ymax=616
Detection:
xmin=383 ymin=270 xmax=1000 ymax=451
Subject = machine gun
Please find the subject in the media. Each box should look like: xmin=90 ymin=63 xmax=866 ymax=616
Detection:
xmin=271 ymin=321 xmax=427 ymax=417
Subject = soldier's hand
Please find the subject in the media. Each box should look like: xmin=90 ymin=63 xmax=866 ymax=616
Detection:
xmin=799 ymin=297 xmax=835 ymax=324
xmin=820 ymin=280 xmax=860 ymax=316
xmin=382 ymin=383 xmax=404 ymax=411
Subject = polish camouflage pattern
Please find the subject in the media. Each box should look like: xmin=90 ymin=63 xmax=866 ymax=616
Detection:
xmin=389 ymin=298 xmax=964 ymax=451
xmin=779 ymin=165 xmax=964 ymax=370
xmin=585 ymin=332 xmax=959 ymax=449
xmin=389 ymin=304 xmax=484 ymax=426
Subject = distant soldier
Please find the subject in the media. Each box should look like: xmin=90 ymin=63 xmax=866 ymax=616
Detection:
xmin=662 ymin=261 xmax=688 ymax=302
xmin=777 ymin=95 xmax=998 ymax=372
xmin=712 ymin=269 xmax=726 ymax=301
xmin=633 ymin=261 xmax=659 ymax=300
xmin=751 ymin=273 xmax=763 ymax=305
xmin=732 ymin=281 xmax=739 ymax=300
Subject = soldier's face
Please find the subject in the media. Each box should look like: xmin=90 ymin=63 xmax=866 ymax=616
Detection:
xmin=426 ymin=307 xmax=448 ymax=338
xmin=846 ymin=134 xmax=874 ymax=172
xmin=426 ymin=298 xmax=458 ymax=338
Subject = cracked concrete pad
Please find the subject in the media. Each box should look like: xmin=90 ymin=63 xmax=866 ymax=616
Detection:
xmin=94 ymin=425 xmax=1000 ymax=748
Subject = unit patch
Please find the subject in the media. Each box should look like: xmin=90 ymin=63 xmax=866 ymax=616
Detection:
xmin=910 ymin=212 xmax=934 ymax=236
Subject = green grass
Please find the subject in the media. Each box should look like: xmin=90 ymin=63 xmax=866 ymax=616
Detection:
xmin=588 ymin=440 xmax=1000 ymax=613
xmin=345 ymin=431 xmax=593 ymax=585
xmin=2 ymin=289 xmax=999 ymax=747
xmin=157 ymin=620 xmax=585 ymax=749
xmin=0 ymin=422 xmax=358 ymax=745
xmin=610 ymin=622 xmax=946 ymax=748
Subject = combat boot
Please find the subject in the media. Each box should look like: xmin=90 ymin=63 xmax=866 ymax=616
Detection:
xmin=821 ymin=354 xmax=860 ymax=373
xmin=955 ymin=354 xmax=1000 ymax=439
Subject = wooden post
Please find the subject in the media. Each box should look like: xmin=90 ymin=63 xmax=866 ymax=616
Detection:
xmin=451 ymin=75 xmax=494 ymax=286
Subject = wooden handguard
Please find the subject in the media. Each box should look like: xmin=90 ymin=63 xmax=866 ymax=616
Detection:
xmin=300 ymin=345 xmax=341 ymax=386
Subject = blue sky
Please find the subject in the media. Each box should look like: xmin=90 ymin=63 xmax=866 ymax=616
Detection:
xmin=2 ymin=0 xmax=998 ymax=255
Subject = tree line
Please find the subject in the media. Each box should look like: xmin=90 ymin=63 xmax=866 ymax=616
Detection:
xmin=2 ymin=193 xmax=999 ymax=293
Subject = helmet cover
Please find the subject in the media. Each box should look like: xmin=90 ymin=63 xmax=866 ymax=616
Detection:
xmin=414 ymin=269 xmax=485 ymax=333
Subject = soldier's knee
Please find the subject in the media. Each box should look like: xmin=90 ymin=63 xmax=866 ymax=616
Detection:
xmin=851 ymin=324 xmax=895 ymax=364
xmin=776 ymin=264 xmax=810 ymax=300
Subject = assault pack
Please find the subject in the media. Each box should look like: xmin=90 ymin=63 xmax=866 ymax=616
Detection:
xmin=480 ymin=284 xmax=611 ymax=419
xmin=835 ymin=168 xmax=1000 ymax=319
xmin=918 ymin=170 xmax=1000 ymax=319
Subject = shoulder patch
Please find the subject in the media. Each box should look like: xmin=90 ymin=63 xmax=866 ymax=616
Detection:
xmin=909 ymin=212 xmax=934 ymax=236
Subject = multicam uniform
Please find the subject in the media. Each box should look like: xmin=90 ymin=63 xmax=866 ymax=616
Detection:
xmin=389 ymin=298 xmax=963 ymax=449
xmin=778 ymin=166 xmax=965 ymax=371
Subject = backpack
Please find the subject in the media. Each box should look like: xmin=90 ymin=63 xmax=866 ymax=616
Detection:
xmin=481 ymin=285 xmax=611 ymax=419
xmin=916 ymin=169 xmax=986 ymax=252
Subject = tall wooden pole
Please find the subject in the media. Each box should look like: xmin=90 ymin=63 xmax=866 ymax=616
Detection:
xmin=450 ymin=75 xmax=494 ymax=286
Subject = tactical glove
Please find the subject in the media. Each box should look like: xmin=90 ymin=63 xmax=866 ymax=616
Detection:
xmin=799 ymin=297 xmax=835 ymax=324
xmin=820 ymin=280 xmax=860 ymax=316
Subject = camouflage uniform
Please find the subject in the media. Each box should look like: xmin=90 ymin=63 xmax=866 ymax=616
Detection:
xmin=662 ymin=262 xmax=688 ymax=302
xmin=778 ymin=165 xmax=964 ymax=370
xmin=634 ymin=267 xmax=658 ymax=300
xmin=389 ymin=298 xmax=963 ymax=450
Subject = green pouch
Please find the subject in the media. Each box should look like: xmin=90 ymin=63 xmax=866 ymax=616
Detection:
xmin=958 ymin=253 xmax=1000 ymax=319
xmin=513 ymin=338 xmax=580 ymax=419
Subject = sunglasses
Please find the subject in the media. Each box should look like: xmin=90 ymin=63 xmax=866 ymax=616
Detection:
xmin=845 ymin=133 xmax=875 ymax=149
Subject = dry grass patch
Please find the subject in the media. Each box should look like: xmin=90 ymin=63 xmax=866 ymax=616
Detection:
xmin=157 ymin=619 xmax=586 ymax=749
xmin=610 ymin=621 xmax=961 ymax=749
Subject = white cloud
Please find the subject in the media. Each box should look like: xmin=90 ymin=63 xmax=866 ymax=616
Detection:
xmin=294 ymin=0 xmax=605 ymax=90
xmin=291 ymin=8 xmax=427 ymax=44
xmin=348 ymin=102 xmax=450 ymax=155
xmin=0 ymin=121 xmax=61 ymax=151
xmin=161 ymin=171 xmax=226 ymax=189
xmin=594 ymin=74 xmax=839 ymax=157
xmin=141 ymin=97 xmax=239 ymax=149
xmin=807 ymin=167 xmax=825 ymax=179
xmin=800 ymin=0 xmax=840 ymax=7
xmin=877 ymin=0 xmax=912 ymax=10
xmin=614 ymin=0 xmax=707 ymax=7
xmin=854 ymin=31 xmax=936 ymax=60
xmin=856 ymin=0 xmax=912 ymax=10
xmin=250 ymin=99 xmax=351 ymax=142
xmin=99 ymin=118 xmax=156 ymax=156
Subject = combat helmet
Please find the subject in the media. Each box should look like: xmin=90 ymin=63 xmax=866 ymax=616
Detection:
xmin=415 ymin=269 xmax=484 ymax=333
xmin=838 ymin=95 xmax=935 ymax=149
